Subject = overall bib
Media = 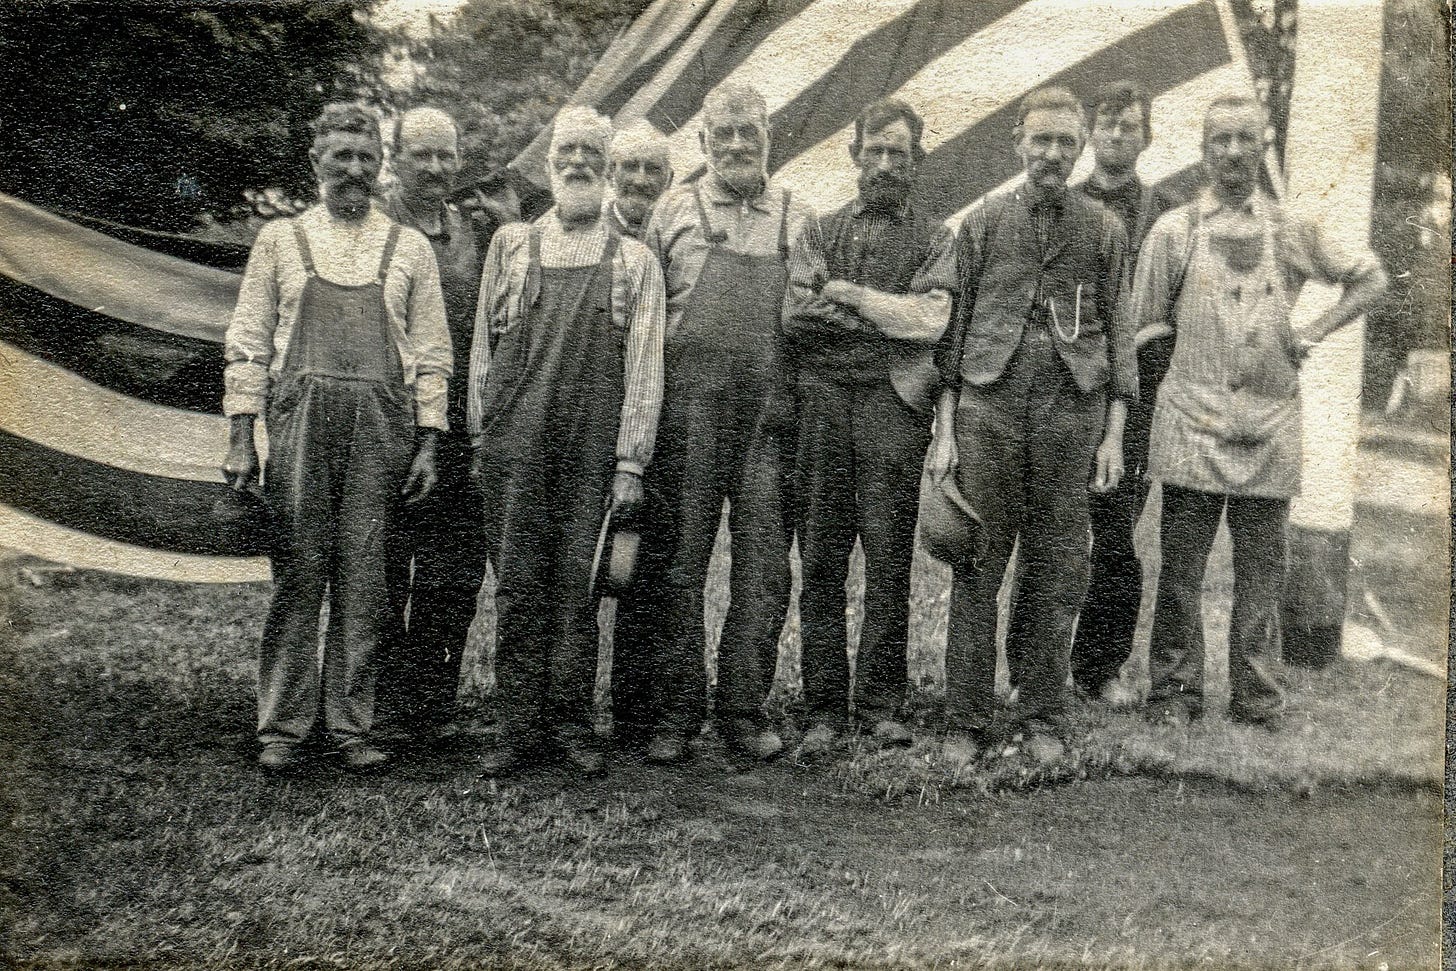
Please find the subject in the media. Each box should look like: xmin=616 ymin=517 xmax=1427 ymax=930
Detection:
xmin=1147 ymin=210 xmax=1294 ymax=717
xmin=477 ymin=229 xmax=624 ymax=744
xmin=257 ymin=223 xmax=415 ymax=747
xmin=380 ymin=208 xmax=489 ymax=733
xmin=647 ymin=187 xmax=794 ymax=734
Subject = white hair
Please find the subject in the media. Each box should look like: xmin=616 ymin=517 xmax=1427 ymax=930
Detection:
xmin=610 ymin=121 xmax=671 ymax=167
xmin=550 ymin=106 xmax=614 ymax=154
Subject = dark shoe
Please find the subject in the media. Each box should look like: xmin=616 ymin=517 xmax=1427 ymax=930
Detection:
xmin=557 ymin=729 xmax=607 ymax=778
xmin=1229 ymin=705 xmax=1284 ymax=732
xmin=724 ymin=719 xmax=783 ymax=762
xmin=339 ymin=743 xmax=390 ymax=773
xmin=257 ymin=742 xmax=302 ymax=772
xmin=870 ymin=718 xmax=914 ymax=747
xmin=476 ymin=742 xmax=524 ymax=778
xmin=645 ymin=733 xmax=689 ymax=764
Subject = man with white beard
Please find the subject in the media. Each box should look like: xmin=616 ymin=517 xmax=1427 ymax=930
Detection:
xmin=467 ymin=107 xmax=667 ymax=778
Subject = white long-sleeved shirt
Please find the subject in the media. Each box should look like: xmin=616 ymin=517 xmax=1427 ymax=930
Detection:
xmin=468 ymin=210 xmax=667 ymax=475
xmin=223 ymin=205 xmax=453 ymax=429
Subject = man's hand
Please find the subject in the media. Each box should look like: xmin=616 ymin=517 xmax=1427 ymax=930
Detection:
xmin=401 ymin=429 xmax=439 ymax=505
xmin=1091 ymin=435 xmax=1125 ymax=493
xmin=820 ymin=280 xmax=861 ymax=310
xmin=222 ymin=415 xmax=260 ymax=491
xmin=610 ymin=470 xmax=644 ymax=516
xmin=927 ymin=390 xmax=959 ymax=485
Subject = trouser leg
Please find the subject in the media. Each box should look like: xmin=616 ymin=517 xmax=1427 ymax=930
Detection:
xmin=944 ymin=385 xmax=1023 ymax=734
xmin=1225 ymin=494 xmax=1289 ymax=718
xmin=610 ymin=474 xmax=675 ymax=737
xmin=1075 ymin=479 xmax=1145 ymax=693
xmin=717 ymin=431 xmax=792 ymax=722
xmin=548 ymin=457 xmax=612 ymax=733
xmin=1011 ymin=379 xmax=1102 ymax=722
xmin=257 ymin=382 xmax=335 ymax=747
xmin=851 ymin=379 xmax=930 ymax=721
xmin=1148 ymin=485 xmax=1224 ymax=712
xmin=489 ymin=453 xmax=554 ymax=747
xmin=320 ymin=388 xmax=413 ymax=746
xmin=793 ymin=373 xmax=857 ymax=723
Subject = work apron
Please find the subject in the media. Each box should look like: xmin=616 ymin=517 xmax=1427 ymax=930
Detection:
xmin=257 ymin=223 xmax=415 ymax=747
xmin=477 ymin=228 xmax=623 ymax=738
xmin=651 ymin=186 xmax=794 ymax=729
xmin=1148 ymin=212 xmax=1303 ymax=498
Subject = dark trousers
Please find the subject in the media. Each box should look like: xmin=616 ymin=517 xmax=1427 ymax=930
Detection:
xmin=257 ymin=375 xmax=414 ymax=746
xmin=1149 ymin=485 xmax=1286 ymax=717
xmin=487 ymin=446 xmax=607 ymax=742
xmin=651 ymin=398 xmax=792 ymax=733
xmin=794 ymin=370 xmax=930 ymax=723
xmin=610 ymin=479 xmax=674 ymax=738
xmin=379 ymin=431 xmax=490 ymax=731
xmin=945 ymin=332 xmax=1104 ymax=731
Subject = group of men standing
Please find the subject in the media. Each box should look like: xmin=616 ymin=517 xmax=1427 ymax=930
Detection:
xmin=223 ymin=78 xmax=1385 ymax=777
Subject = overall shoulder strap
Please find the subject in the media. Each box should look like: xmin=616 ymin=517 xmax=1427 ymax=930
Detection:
xmin=778 ymin=189 xmax=792 ymax=259
xmin=692 ymin=184 xmax=718 ymax=246
xmin=1167 ymin=204 xmax=1202 ymax=315
xmin=1132 ymin=182 xmax=1157 ymax=250
xmin=521 ymin=224 xmax=543 ymax=315
xmin=291 ymin=221 xmax=316 ymax=276
xmin=376 ymin=224 xmax=402 ymax=282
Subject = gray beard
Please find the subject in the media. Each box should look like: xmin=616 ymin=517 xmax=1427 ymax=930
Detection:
xmin=553 ymin=177 xmax=605 ymax=223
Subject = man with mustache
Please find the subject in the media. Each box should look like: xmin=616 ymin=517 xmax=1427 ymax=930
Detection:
xmin=781 ymin=98 xmax=957 ymax=756
xmin=930 ymin=87 xmax=1136 ymax=759
xmin=605 ymin=121 xmax=673 ymax=240
xmin=635 ymin=83 xmax=814 ymax=767
xmin=1132 ymin=96 xmax=1386 ymax=730
xmin=223 ymin=102 xmax=452 ymax=773
xmin=376 ymin=106 xmax=493 ymax=746
xmin=468 ymin=107 xmax=667 ymax=778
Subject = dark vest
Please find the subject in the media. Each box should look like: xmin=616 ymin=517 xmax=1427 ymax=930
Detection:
xmin=960 ymin=190 xmax=1121 ymax=393
xmin=794 ymin=202 xmax=940 ymax=382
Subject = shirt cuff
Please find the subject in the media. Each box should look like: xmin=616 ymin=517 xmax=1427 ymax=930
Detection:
xmin=221 ymin=390 xmax=266 ymax=418
xmin=413 ymin=373 xmax=449 ymax=431
xmin=615 ymin=459 xmax=645 ymax=476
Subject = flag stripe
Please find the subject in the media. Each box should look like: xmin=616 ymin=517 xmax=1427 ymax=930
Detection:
xmin=0 ymin=338 xmax=247 ymax=483
xmin=0 ymin=502 xmax=269 ymax=584
xmin=0 ymin=190 xmax=237 ymax=344
xmin=0 ymin=430 xmax=270 ymax=557
xmin=0 ymin=280 xmax=225 ymax=414
xmin=776 ymin=0 xmax=1227 ymax=219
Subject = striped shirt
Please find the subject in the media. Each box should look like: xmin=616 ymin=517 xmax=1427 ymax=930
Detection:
xmin=467 ymin=209 xmax=667 ymax=475
xmin=643 ymin=174 xmax=816 ymax=341
xmin=223 ymin=205 xmax=453 ymax=429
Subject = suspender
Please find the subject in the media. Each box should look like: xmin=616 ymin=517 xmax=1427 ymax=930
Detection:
xmin=692 ymin=182 xmax=792 ymax=254
xmin=291 ymin=221 xmax=401 ymax=283
xmin=520 ymin=223 xmax=619 ymax=316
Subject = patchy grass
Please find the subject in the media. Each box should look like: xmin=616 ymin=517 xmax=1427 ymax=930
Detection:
xmin=0 ymin=548 xmax=1444 ymax=970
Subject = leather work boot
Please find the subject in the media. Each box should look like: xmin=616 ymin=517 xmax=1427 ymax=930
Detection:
xmin=645 ymin=733 xmax=689 ymax=765
xmin=870 ymin=718 xmax=914 ymax=747
xmin=796 ymin=722 xmax=840 ymax=763
xmin=556 ymin=728 xmax=607 ymax=779
xmin=723 ymin=718 xmax=783 ymax=762
xmin=257 ymin=742 xmax=302 ymax=773
xmin=339 ymin=742 xmax=390 ymax=773
xmin=476 ymin=742 xmax=524 ymax=778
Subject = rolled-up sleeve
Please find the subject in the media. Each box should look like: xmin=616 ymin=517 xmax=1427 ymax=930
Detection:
xmin=781 ymin=215 xmax=850 ymax=339
xmin=615 ymin=243 xmax=666 ymax=475
xmin=406 ymin=238 xmax=452 ymax=430
xmin=1100 ymin=212 xmax=1137 ymax=402
xmin=1127 ymin=212 xmax=1184 ymax=340
xmin=908 ymin=225 xmax=959 ymax=297
xmin=222 ymin=226 xmax=281 ymax=417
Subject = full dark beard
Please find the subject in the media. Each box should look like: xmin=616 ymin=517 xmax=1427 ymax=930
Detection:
xmin=858 ymin=171 xmax=911 ymax=213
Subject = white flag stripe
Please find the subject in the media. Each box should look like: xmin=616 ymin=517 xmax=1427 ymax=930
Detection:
xmin=659 ymin=0 xmax=923 ymax=176
xmin=775 ymin=0 xmax=1200 ymax=214
xmin=937 ymin=62 xmax=1249 ymax=229
xmin=0 ymin=338 xmax=266 ymax=483
xmin=0 ymin=502 xmax=270 ymax=584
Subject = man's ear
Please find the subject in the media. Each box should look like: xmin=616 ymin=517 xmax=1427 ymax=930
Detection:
xmin=698 ymin=130 xmax=707 ymax=154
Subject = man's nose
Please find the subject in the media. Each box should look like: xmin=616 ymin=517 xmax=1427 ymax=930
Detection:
xmin=344 ymin=157 xmax=366 ymax=177
xmin=421 ymin=154 xmax=444 ymax=174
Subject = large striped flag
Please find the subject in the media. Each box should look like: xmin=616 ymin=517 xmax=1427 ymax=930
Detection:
xmin=2 ymin=0 xmax=1380 ymax=593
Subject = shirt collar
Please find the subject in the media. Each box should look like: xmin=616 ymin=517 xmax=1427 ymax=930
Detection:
xmin=1198 ymin=186 xmax=1269 ymax=219
xmin=701 ymin=172 xmax=776 ymax=212
xmin=1015 ymin=183 xmax=1067 ymax=214
xmin=381 ymin=189 xmax=455 ymax=241
xmin=850 ymin=196 xmax=912 ymax=221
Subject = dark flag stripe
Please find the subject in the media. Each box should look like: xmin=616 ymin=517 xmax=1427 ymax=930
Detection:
xmin=763 ymin=0 xmax=1028 ymax=172
xmin=0 ymin=430 xmax=268 ymax=557
xmin=912 ymin=1 xmax=1230 ymax=224
xmin=0 ymin=278 xmax=225 ymax=414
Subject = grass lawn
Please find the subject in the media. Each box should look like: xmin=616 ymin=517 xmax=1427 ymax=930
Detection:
xmin=0 ymin=479 xmax=1444 ymax=970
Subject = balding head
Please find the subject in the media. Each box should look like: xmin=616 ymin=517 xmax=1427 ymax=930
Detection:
xmin=701 ymin=83 xmax=769 ymax=130
xmin=391 ymin=105 xmax=460 ymax=205
xmin=550 ymin=106 xmax=614 ymax=158
xmin=609 ymin=121 xmax=673 ymax=231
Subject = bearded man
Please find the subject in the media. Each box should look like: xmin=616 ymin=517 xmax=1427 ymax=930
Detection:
xmin=781 ymin=98 xmax=957 ymax=756
xmin=468 ymin=107 xmax=667 ymax=778
xmin=605 ymin=121 xmax=673 ymax=240
xmin=636 ymin=83 xmax=814 ymax=766
xmin=223 ymin=102 xmax=451 ymax=773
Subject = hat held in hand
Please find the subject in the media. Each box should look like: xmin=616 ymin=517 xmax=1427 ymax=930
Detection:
xmin=589 ymin=504 xmax=640 ymax=601
xmin=919 ymin=474 xmax=984 ymax=570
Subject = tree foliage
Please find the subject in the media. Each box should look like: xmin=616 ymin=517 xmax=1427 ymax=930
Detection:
xmin=0 ymin=0 xmax=384 ymax=231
